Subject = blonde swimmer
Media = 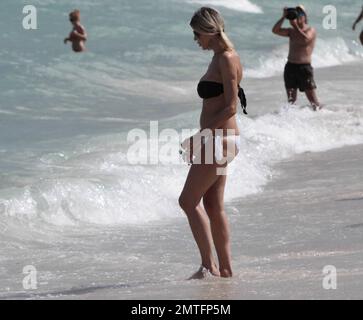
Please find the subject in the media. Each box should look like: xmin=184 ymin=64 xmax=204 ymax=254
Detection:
xmin=64 ymin=10 xmax=87 ymax=52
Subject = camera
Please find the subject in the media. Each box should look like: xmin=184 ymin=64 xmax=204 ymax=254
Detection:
xmin=286 ymin=8 xmax=298 ymax=20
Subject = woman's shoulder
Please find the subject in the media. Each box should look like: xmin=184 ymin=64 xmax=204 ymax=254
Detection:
xmin=216 ymin=50 xmax=240 ymax=67
xmin=218 ymin=50 xmax=239 ymax=61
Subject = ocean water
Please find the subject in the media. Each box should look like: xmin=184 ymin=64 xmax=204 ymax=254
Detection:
xmin=0 ymin=0 xmax=363 ymax=298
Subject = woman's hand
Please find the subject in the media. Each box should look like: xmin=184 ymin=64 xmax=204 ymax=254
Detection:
xmin=64 ymin=37 xmax=69 ymax=44
xmin=180 ymin=130 xmax=212 ymax=165
xmin=180 ymin=136 xmax=194 ymax=164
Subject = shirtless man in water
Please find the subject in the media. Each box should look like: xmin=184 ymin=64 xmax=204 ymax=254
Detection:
xmin=352 ymin=6 xmax=363 ymax=45
xmin=272 ymin=5 xmax=321 ymax=110
xmin=64 ymin=10 xmax=87 ymax=53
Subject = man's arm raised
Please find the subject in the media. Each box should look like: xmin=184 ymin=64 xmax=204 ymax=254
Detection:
xmin=272 ymin=8 xmax=291 ymax=37
xmin=290 ymin=20 xmax=316 ymax=43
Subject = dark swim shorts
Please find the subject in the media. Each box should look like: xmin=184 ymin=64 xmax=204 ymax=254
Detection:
xmin=284 ymin=62 xmax=317 ymax=92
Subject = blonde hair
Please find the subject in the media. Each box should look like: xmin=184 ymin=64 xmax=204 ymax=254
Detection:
xmin=69 ymin=9 xmax=80 ymax=21
xmin=190 ymin=7 xmax=234 ymax=51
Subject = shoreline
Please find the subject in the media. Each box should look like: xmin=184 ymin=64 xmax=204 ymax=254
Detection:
xmin=2 ymin=143 xmax=362 ymax=300
xmin=112 ymin=144 xmax=363 ymax=300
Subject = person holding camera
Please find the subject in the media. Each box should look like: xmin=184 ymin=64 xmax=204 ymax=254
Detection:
xmin=272 ymin=5 xmax=321 ymax=110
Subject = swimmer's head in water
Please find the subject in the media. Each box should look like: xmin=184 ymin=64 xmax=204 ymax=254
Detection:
xmin=190 ymin=7 xmax=234 ymax=51
xmin=69 ymin=10 xmax=80 ymax=23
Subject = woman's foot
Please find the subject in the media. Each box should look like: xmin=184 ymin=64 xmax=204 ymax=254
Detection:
xmin=219 ymin=268 xmax=233 ymax=278
xmin=188 ymin=265 xmax=220 ymax=280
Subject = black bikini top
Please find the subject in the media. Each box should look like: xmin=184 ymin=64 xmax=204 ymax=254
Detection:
xmin=197 ymin=81 xmax=247 ymax=115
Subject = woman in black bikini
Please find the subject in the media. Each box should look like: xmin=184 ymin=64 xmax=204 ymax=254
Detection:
xmin=179 ymin=7 xmax=245 ymax=279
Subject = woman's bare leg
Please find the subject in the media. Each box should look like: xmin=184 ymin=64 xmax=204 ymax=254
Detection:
xmin=179 ymin=163 xmax=222 ymax=277
xmin=203 ymin=174 xmax=232 ymax=277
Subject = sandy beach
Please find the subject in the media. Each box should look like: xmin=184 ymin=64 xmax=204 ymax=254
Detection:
xmin=65 ymin=144 xmax=363 ymax=300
